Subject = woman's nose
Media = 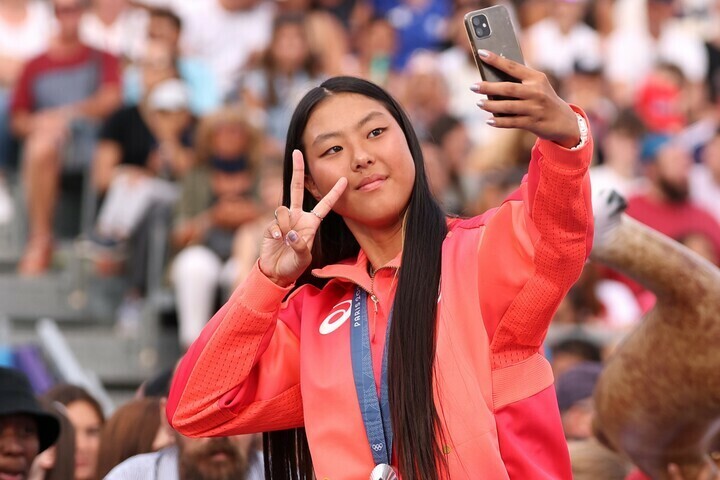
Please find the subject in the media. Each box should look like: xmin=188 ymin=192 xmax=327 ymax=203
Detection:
xmin=351 ymin=151 xmax=374 ymax=171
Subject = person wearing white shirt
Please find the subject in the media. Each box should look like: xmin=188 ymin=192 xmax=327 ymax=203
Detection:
xmin=80 ymin=0 xmax=148 ymax=61
xmin=604 ymin=0 xmax=708 ymax=107
xmin=523 ymin=0 xmax=602 ymax=80
xmin=133 ymin=0 xmax=275 ymax=98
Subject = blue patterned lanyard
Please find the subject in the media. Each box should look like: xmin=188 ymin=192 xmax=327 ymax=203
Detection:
xmin=350 ymin=286 xmax=394 ymax=465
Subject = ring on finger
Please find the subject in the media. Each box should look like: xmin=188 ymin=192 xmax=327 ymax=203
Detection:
xmin=310 ymin=210 xmax=324 ymax=221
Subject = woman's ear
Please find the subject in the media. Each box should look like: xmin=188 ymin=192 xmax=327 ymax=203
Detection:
xmin=304 ymin=175 xmax=322 ymax=201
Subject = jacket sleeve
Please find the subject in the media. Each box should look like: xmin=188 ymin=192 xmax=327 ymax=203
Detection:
xmin=480 ymin=106 xmax=594 ymax=368
xmin=478 ymin=107 xmax=593 ymax=480
xmin=166 ymin=263 xmax=309 ymax=437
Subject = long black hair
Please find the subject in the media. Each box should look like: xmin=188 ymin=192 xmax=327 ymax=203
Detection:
xmin=264 ymin=76 xmax=448 ymax=480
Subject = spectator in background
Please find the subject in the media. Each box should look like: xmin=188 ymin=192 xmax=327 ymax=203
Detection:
xmin=383 ymin=0 xmax=452 ymax=69
xmin=634 ymin=63 xmax=688 ymax=134
xmin=550 ymin=337 xmax=603 ymax=378
xmin=79 ymin=0 xmax=148 ymax=61
xmin=90 ymin=76 xmax=192 ymax=247
xmin=10 ymin=0 xmax=122 ymax=276
xmin=556 ymin=361 xmax=603 ymax=440
xmin=705 ymin=0 xmax=720 ymax=105
xmin=350 ymin=16 xmax=398 ymax=87
xmin=28 ymin=401 xmax=75 ymax=480
xmin=0 ymin=0 xmax=52 ymax=224
xmin=105 ymin=431 xmax=263 ymax=480
xmin=133 ymin=0 xmax=275 ymax=99
xmin=170 ymin=108 xmax=262 ymax=350
xmin=690 ymin=128 xmax=720 ymax=225
xmin=94 ymin=397 xmax=174 ymax=479
xmin=395 ymin=50 xmax=449 ymax=139
xmin=0 ymin=367 xmax=60 ymax=480
xmin=427 ymin=113 xmax=473 ymax=213
xmin=626 ymin=134 xmax=720 ymax=264
xmin=90 ymin=76 xmax=194 ymax=335
xmin=523 ymin=0 xmax=602 ymax=80
xmin=238 ymin=13 xmax=321 ymax=158
xmin=604 ymin=0 xmax=708 ymax=108
xmin=562 ymin=62 xmax=616 ymax=145
xmin=44 ymin=384 xmax=104 ymax=480
xmin=567 ymin=438 xmax=631 ymax=480
xmin=590 ymin=109 xmax=647 ymax=198
xmin=123 ymin=7 xmax=220 ymax=116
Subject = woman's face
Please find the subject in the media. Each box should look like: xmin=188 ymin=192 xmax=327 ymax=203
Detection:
xmin=65 ymin=401 xmax=102 ymax=480
xmin=302 ymin=93 xmax=416 ymax=230
xmin=212 ymin=123 xmax=249 ymax=159
xmin=271 ymin=23 xmax=309 ymax=73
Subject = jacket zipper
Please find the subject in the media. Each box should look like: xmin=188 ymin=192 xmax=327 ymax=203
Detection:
xmin=311 ymin=266 xmax=394 ymax=314
xmin=369 ymin=269 xmax=379 ymax=313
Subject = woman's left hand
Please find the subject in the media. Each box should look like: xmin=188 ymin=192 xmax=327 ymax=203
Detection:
xmin=471 ymin=49 xmax=580 ymax=148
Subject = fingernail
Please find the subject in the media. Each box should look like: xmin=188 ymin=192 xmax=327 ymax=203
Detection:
xmin=272 ymin=230 xmax=281 ymax=239
xmin=477 ymin=49 xmax=489 ymax=58
xmin=287 ymin=230 xmax=298 ymax=243
xmin=470 ymin=83 xmax=482 ymax=93
xmin=486 ymin=119 xmax=496 ymax=126
xmin=476 ymin=100 xmax=485 ymax=108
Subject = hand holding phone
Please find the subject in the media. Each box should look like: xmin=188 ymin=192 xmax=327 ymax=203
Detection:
xmin=469 ymin=49 xmax=582 ymax=147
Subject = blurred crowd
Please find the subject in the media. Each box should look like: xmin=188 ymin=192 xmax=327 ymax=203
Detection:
xmin=1 ymin=0 xmax=720 ymax=478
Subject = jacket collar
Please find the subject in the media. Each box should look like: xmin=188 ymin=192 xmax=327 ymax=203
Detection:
xmin=310 ymin=217 xmax=462 ymax=289
xmin=311 ymin=248 xmax=402 ymax=291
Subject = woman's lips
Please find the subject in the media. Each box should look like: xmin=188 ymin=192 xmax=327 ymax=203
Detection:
xmin=0 ymin=472 xmax=25 ymax=480
xmin=357 ymin=175 xmax=387 ymax=192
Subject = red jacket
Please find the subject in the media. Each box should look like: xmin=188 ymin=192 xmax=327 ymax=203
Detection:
xmin=167 ymin=109 xmax=594 ymax=479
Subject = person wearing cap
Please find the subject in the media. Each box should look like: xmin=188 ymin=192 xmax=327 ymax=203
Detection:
xmin=555 ymin=361 xmax=603 ymax=440
xmin=625 ymin=134 xmax=720 ymax=266
xmin=0 ymin=367 xmax=60 ymax=480
xmin=87 ymin=71 xmax=194 ymax=334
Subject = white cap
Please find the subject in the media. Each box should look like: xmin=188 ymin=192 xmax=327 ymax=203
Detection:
xmin=148 ymin=78 xmax=190 ymax=112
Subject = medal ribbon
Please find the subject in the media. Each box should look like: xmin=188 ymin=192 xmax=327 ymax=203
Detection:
xmin=350 ymin=286 xmax=394 ymax=466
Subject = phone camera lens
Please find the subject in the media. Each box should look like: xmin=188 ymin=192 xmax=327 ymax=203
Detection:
xmin=472 ymin=14 xmax=490 ymax=38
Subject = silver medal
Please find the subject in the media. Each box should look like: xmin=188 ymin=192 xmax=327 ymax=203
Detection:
xmin=369 ymin=463 xmax=398 ymax=480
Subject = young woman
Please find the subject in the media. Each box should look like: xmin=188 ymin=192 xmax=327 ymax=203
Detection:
xmin=167 ymin=51 xmax=593 ymax=480
xmin=44 ymin=385 xmax=105 ymax=480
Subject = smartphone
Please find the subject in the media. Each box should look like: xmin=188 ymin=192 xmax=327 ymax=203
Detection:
xmin=464 ymin=5 xmax=525 ymax=110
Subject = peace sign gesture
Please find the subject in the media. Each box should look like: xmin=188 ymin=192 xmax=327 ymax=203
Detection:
xmin=259 ymin=150 xmax=348 ymax=287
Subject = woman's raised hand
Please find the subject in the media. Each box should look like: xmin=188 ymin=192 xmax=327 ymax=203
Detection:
xmin=259 ymin=150 xmax=348 ymax=287
xmin=470 ymin=49 xmax=581 ymax=148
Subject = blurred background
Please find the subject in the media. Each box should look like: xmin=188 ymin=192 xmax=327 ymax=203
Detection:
xmin=0 ymin=0 xmax=719 ymax=474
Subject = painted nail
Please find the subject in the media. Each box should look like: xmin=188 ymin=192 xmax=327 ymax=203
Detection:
xmin=470 ymin=83 xmax=482 ymax=93
xmin=287 ymin=230 xmax=299 ymax=243
xmin=476 ymin=100 xmax=485 ymax=108
xmin=272 ymin=230 xmax=281 ymax=239
xmin=477 ymin=49 xmax=489 ymax=58
xmin=486 ymin=119 xmax=496 ymax=126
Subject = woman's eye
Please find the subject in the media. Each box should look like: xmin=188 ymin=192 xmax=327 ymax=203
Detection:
xmin=368 ymin=128 xmax=384 ymax=138
xmin=322 ymin=146 xmax=342 ymax=156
